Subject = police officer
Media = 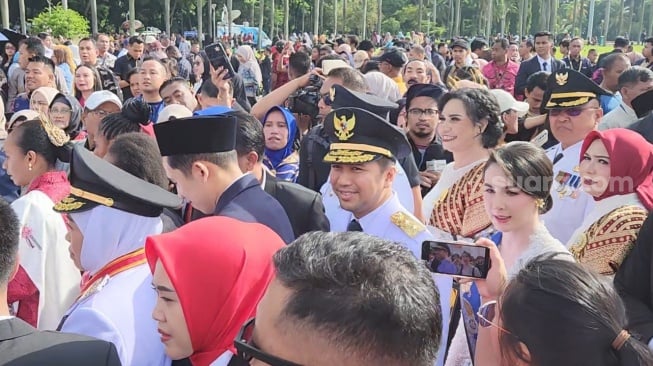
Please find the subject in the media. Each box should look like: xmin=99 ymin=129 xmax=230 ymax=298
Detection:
xmin=541 ymin=69 xmax=611 ymax=245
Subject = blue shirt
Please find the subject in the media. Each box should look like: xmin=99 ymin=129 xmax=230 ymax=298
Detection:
xmin=600 ymin=93 xmax=622 ymax=115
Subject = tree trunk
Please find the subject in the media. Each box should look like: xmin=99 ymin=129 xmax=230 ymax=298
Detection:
xmin=0 ymin=0 xmax=8 ymax=29
xmin=313 ymin=0 xmax=319 ymax=37
xmin=130 ymin=0 xmax=137 ymax=36
xmin=639 ymin=0 xmax=646 ymax=41
xmin=487 ymin=0 xmax=493 ymax=36
xmin=626 ymin=0 xmax=635 ymax=39
xmin=208 ymin=0 xmax=213 ymax=40
xmin=19 ymin=0 xmax=26 ymax=34
xmin=165 ymin=0 xmax=171 ymax=36
xmin=550 ymin=0 xmax=557 ymax=35
xmin=270 ymin=0 xmax=275 ymax=40
xmin=571 ymin=0 xmax=578 ymax=35
xmin=432 ymin=0 xmax=437 ymax=36
xmin=419 ymin=0 xmax=423 ymax=32
xmin=616 ymin=0 xmax=625 ymax=37
xmin=604 ymin=0 xmax=611 ymax=38
xmin=62 ymin=0 xmax=68 ymax=10
xmin=320 ymin=0 xmax=325 ymax=33
xmin=455 ymin=0 xmax=461 ymax=36
xmin=284 ymin=0 xmax=289 ymax=39
xmin=587 ymin=0 xmax=596 ymax=40
xmin=335 ymin=0 xmax=338 ymax=34
xmin=91 ymin=0 xmax=98 ymax=37
xmin=258 ymin=0 xmax=264 ymax=48
xmin=377 ymin=0 xmax=382 ymax=34
xmin=362 ymin=0 xmax=368 ymax=37
xmin=343 ymin=0 xmax=347 ymax=33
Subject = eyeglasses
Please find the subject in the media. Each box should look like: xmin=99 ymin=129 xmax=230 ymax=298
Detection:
xmin=321 ymin=92 xmax=333 ymax=106
xmin=476 ymin=300 xmax=511 ymax=334
xmin=49 ymin=108 xmax=72 ymax=115
xmin=234 ymin=318 xmax=303 ymax=366
xmin=91 ymin=109 xmax=110 ymax=118
xmin=548 ymin=106 xmax=597 ymax=117
xmin=408 ymin=108 xmax=438 ymax=117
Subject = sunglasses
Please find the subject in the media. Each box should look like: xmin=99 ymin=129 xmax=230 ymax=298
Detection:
xmin=548 ymin=106 xmax=597 ymax=117
xmin=476 ymin=300 xmax=511 ymax=334
xmin=321 ymin=92 xmax=333 ymax=106
xmin=234 ymin=318 xmax=303 ymax=366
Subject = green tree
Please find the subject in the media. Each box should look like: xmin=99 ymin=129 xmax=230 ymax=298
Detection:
xmin=31 ymin=5 xmax=90 ymax=38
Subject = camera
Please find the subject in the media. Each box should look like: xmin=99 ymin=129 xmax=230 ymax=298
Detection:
xmin=287 ymin=74 xmax=324 ymax=119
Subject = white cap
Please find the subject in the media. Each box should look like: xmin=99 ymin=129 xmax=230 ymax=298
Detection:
xmin=489 ymin=89 xmax=529 ymax=117
xmin=145 ymin=35 xmax=157 ymax=44
xmin=85 ymin=91 xmax=123 ymax=111
xmin=7 ymin=110 xmax=40 ymax=132
xmin=157 ymin=104 xmax=193 ymax=123
xmin=353 ymin=50 xmax=370 ymax=69
xmin=322 ymin=59 xmax=351 ymax=75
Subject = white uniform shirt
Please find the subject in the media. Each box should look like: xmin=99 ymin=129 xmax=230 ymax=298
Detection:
xmin=60 ymin=265 xmax=168 ymax=366
xmin=326 ymin=192 xmax=452 ymax=366
xmin=541 ymin=141 xmax=595 ymax=245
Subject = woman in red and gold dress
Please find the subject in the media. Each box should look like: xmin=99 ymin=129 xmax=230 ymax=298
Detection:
xmin=568 ymin=128 xmax=653 ymax=275
xmin=2 ymin=117 xmax=80 ymax=329
xmin=421 ymin=88 xmax=503 ymax=366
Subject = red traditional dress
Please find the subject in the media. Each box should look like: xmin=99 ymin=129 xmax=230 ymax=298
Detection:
xmin=568 ymin=129 xmax=653 ymax=276
xmin=8 ymin=171 xmax=81 ymax=329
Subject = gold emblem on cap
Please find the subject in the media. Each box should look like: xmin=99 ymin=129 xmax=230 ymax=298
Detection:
xmin=556 ymin=72 xmax=569 ymax=86
xmin=333 ymin=113 xmax=355 ymax=141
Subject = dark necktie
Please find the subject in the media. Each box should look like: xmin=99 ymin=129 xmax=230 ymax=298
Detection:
xmin=347 ymin=219 xmax=363 ymax=232
xmin=553 ymin=153 xmax=563 ymax=165
xmin=543 ymin=61 xmax=548 ymax=71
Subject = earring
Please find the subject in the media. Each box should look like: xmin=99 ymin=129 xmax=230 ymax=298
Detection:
xmin=28 ymin=163 xmax=32 ymax=171
xmin=535 ymin=198 xmax=545 ymax=210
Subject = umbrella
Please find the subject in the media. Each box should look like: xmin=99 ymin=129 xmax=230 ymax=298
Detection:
xmin=1 ymin=28 xmax=26 ymax=46
xmin=121 ymin=20 xmax=144 ymax=31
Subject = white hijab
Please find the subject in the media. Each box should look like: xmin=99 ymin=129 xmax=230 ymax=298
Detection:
xmin=236 ymin=45 xmax=262 ymax=84
xmin=72 ymin=205 xmax=163 ymax=274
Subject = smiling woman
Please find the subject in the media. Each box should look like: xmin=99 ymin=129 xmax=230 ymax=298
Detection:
xmin=568 ymin=128 xmax=653 ymax=275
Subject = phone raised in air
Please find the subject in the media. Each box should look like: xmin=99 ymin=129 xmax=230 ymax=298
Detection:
xmin=203 ymin=42 xmax=236 ymax=80
xmin=421 ymin=240 xmax=490 ymax=279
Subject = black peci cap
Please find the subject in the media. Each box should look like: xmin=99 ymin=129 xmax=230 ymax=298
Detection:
xmin=329 ymin=84 xmax=398 ymax=119
xmin=632 ymin=89 xmax=653 ymax=118
xmin=154 ymin=115 xmax=238 ymax=156
xmin=322 ymin=107 xmax=411 ymax=164
xmin=376 ymin=47 xmax=408 ymax=68
xmin=544 ymin=69 xmax=612 ymax=109
xmin=53 ymin=145 xmax=182 ymax=217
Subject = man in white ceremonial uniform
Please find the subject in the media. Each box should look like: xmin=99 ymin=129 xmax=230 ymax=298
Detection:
xmin=321 ymin=106 xmax=451 ymax=366
xmin=320 ymin=85 xmax=417 ymax=220
xmin=541 ymin=69 xmax=611 ymax=245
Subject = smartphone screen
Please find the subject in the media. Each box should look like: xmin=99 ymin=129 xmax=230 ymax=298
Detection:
xmin=421 ymin=240 xmax=490 ymax=279
xmin=204 ymin=42 xmax=235 ymax=79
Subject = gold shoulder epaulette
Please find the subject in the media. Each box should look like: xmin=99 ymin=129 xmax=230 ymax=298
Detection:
xmin=391 ymin=211 xmax=426 ymax=238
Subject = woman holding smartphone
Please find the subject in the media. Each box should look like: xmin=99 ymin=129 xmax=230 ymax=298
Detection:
xmin=444 ymin=142 xmax=572 ymax=366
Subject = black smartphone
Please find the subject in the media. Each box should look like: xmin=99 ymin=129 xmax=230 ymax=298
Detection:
xmin=421 ymin=240 xmax=490 ymax=279
xmin=204 ymin=42 xmax=235 ymax=80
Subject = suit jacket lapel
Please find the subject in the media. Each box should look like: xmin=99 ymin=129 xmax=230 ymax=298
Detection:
xmin=263 ymin=171 xmax=277 ymax=197
xmin=0 ymin=318 xmax=35 ymax=341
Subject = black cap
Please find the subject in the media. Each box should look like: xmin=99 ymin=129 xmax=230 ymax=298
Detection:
xmin=53 ymin=145 xmax=182 ymax=217
xmin=329 ymin=84 xmax=398 ymax=119
xmin=377 ymin=47 xmax=408 ymax=68
xmin=154 ymin=115 xmax=237 ymax=156
xmin=632 ymin=89 xmax=653 ymax=118
xmin=405 ymin=83 xmax=447 ymax=109
xmin=451 ymin=39 xmax=469 ymax=50
xmin=322 ymin=107 xmax=411 ymax=164
xmin=544 ymin=69 xmax=612 ymax=109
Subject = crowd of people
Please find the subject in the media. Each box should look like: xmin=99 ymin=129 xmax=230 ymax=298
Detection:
xmin=1 ymin=24 xmax=653 ymax=366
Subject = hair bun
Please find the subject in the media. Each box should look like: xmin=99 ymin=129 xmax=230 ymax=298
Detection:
xmin=121 ymin=98 xmax=151 ymax=125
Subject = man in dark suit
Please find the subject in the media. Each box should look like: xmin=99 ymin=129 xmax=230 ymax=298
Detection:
xmin=155 ymin=114 xmax=295 ymax=243
xmin=514 ymin=31 xmax=565 ymax=99
xmin=233 ymin=110 xmax=330 ymax=237
xmin=596 ymin=36 xmax=629 ymax=69
xmin=0 ymin=198 xmax=121 ymax=366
